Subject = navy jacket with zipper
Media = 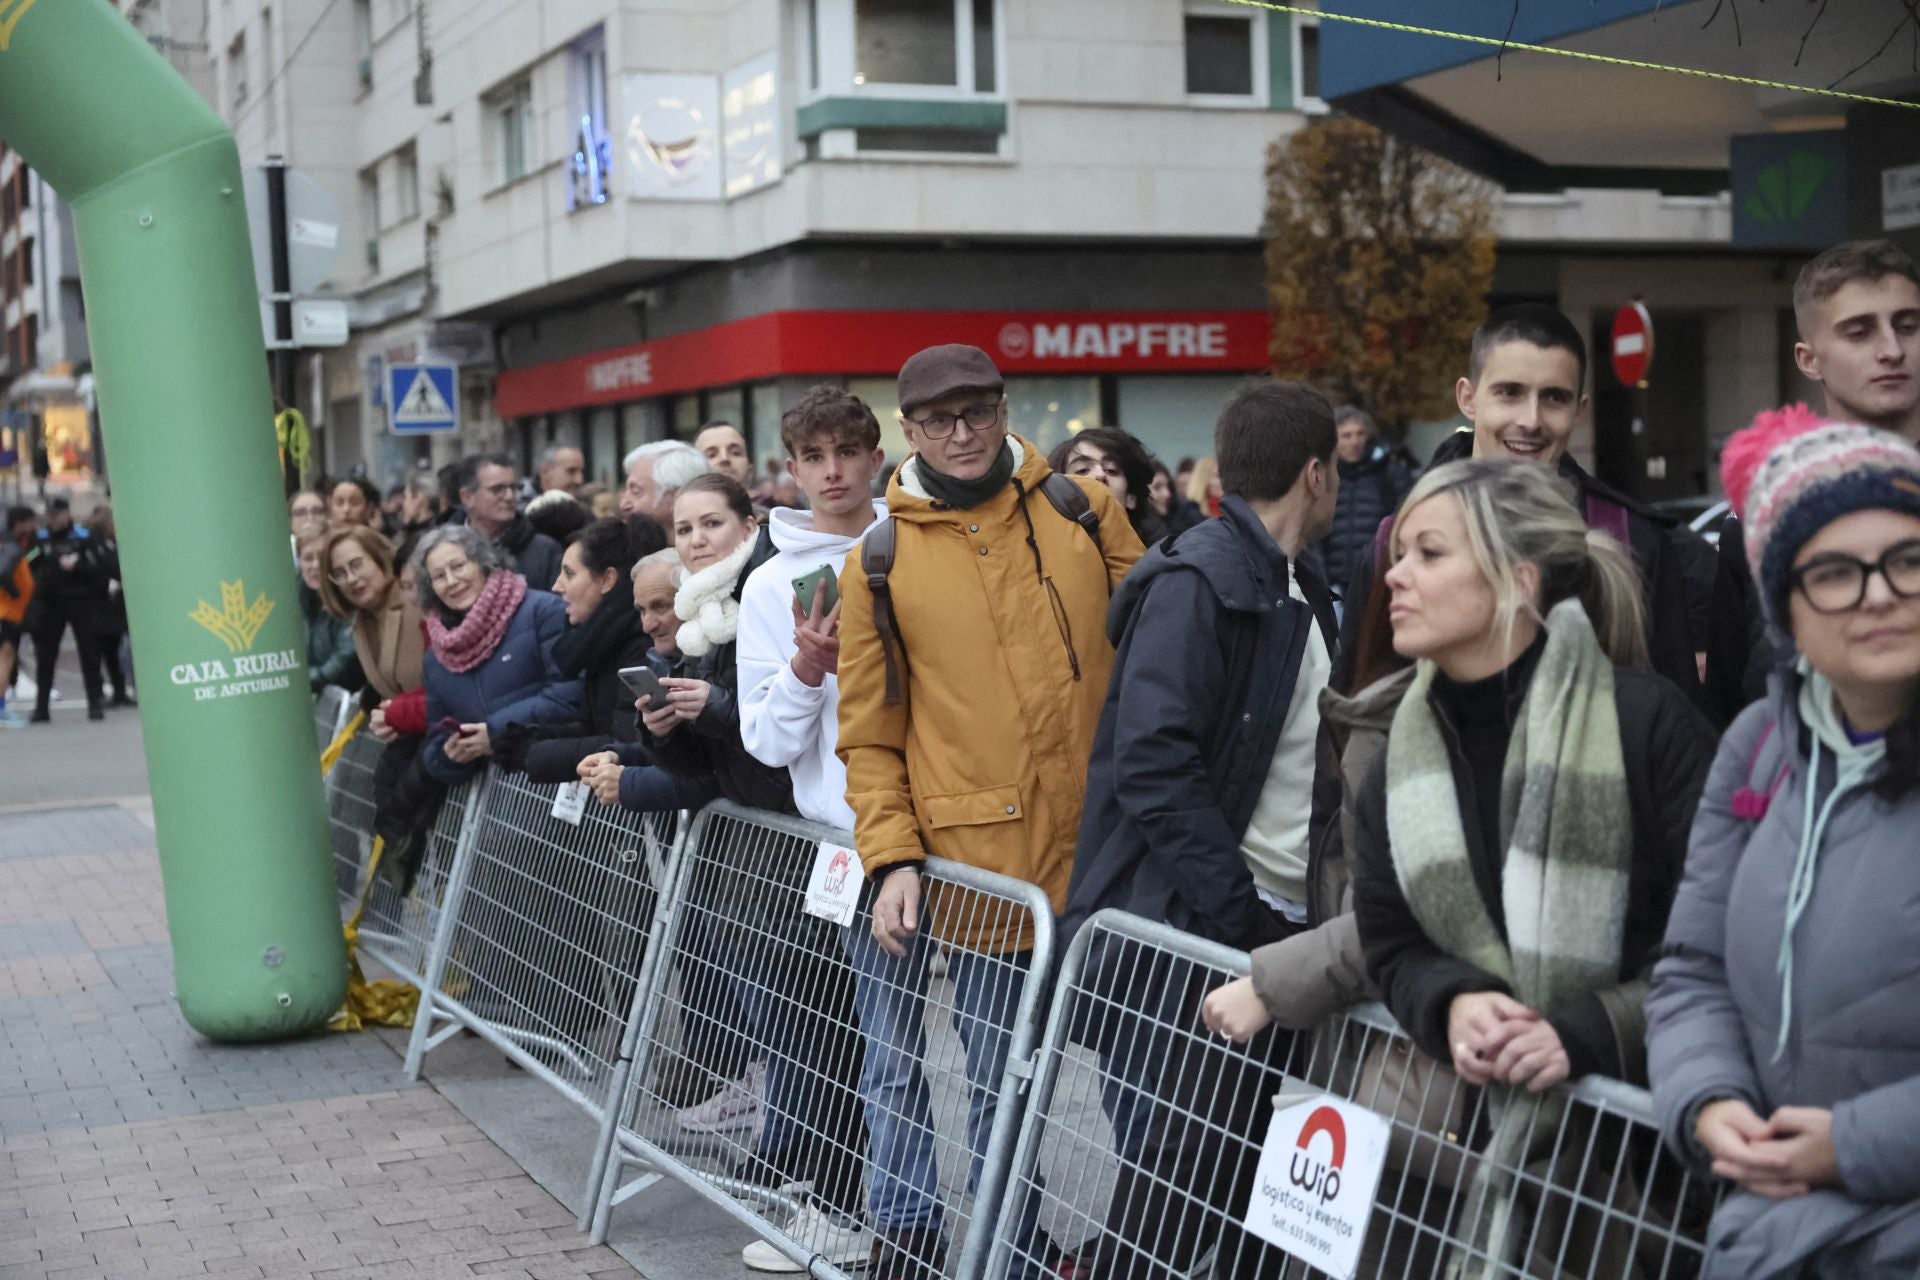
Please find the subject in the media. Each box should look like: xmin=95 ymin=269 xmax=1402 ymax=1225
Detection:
xmin=1064 ymin=495 xmax=1338 ymax=952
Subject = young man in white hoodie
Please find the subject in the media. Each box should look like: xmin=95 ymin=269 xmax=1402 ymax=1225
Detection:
xmin=735 ymin=385 xmax=887 ymax=1272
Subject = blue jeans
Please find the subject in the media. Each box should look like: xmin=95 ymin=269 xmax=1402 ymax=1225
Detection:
xmin=842 ymin=910 xmax=1039 ymax=1249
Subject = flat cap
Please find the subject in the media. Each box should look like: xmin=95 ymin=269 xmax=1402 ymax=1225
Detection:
xmin=897 ymin=344 xmax=1004 ymax=416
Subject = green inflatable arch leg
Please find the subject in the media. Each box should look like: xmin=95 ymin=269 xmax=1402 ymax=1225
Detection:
xmin=0 ymin=0 xmax=347 ymax=1038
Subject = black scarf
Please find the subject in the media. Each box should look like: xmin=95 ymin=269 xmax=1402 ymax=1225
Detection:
xmin=915 ymin=440 xmax=1016 ymax=509
xmin=551 ymin=588 xmax=645 ymax=677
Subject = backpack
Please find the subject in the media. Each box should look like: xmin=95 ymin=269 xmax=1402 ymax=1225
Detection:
xmin=861 ymin=472 xmax=1101 ymax=706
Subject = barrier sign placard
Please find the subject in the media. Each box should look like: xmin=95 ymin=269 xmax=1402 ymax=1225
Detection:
xmin=1243 ymin=1094 xmax=1391 ymax=1279
xmin=804 ymin=842 xmax=864 ymax=926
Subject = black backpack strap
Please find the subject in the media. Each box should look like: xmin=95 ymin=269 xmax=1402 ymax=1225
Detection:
xmin=861 ymin=516 xmax=907 ymax=707
xmin=1041 ymin=471 xmax=1102 ymax=547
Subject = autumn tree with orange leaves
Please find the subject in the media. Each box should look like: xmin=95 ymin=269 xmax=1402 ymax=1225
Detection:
xmin=1265 ymin=117 xmax=1497 ymax=436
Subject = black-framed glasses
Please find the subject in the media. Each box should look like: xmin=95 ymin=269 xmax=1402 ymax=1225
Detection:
xmin=1790 ymin=538 xmax=1920 ymax=614
xmin=907 ymin=402 xmax=1000 ymax=440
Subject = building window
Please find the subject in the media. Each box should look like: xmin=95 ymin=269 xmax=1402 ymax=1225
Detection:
xmin=227 ymin=33 xmax=248 ymax=109
xmin=1292 ymin=15 xmax=1325 ymax=111
xmin=488 ymin=77 xmax=536 ymax=184
xmin=352 ymin=0 xmax=373 ymax=90
xmin=567 ymin=27 xmax=611 ymax=209
xmin=395 ymin=144 xmax=420 ymax=221
xmin=809 ymin=0 xmax=999 ymax=95
xmin=359 ymin=165 xmax=381 ymax=244
xmin=1183 ymin=1 xmax=1265 ymax=102
xmin=856 ymin=0 xmax=954 ymax=87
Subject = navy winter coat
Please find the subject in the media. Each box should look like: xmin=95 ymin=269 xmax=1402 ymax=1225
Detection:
xmin=1064 ymin=495 xmax=1337 ymax=951
xmin=421 ymin=588 xmax=583 ymax=783
xmin=1316 ymin=445 xmax=1412 ymax=598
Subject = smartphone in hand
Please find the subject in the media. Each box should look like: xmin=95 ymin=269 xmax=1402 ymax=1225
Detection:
xmin=618 ymin=665 xmax=667 ymax=706
xmin=792 ymin=565 xmax=840 ymax=616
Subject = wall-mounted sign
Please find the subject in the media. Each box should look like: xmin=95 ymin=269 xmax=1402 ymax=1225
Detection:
xmin=494 ymin=309 xmax=1271 ymax=419
xmin=723 ymin=52 xmax=782 ymax=200
xmin=623 ymin=73 xmax=722 ymax=202
xmin=1884 ymin=161 xmax=1920 ymax=233
xmin=1731 ymin=131 xmax=1846 ymax=250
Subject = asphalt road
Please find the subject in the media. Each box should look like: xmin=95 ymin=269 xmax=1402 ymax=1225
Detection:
xmin=0 ymin=637 xmax=150 ymax=807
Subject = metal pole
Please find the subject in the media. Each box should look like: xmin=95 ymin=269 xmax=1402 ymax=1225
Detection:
xmin=265 ymin=154 xmax=297 ymax=496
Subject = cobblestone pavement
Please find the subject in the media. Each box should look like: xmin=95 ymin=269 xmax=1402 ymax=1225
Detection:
xmin=0 ymin=800 xmax=642 ymax=1280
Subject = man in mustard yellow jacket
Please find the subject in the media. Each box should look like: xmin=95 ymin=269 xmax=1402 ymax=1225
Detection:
xmin=835 ymin=344 xmax=1142 ymax=1278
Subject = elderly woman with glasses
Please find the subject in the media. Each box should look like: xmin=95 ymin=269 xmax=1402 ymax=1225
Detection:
xmin=297 ymin=523 xmax=363 ymax=695
xmin=410 ymin=524 xmax=582 ymax=783
xmin=318 ymin=525 xmax=422 ymax=736
xmin=1650 ymin=411 xmax=1920 ymax=1280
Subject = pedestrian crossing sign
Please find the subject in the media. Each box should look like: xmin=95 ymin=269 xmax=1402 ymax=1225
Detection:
xmin=386 ymin=362 xmax=459 ymax=434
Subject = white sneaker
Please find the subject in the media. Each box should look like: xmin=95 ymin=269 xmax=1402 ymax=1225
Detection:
xmin=741 ymin=1202 xmax=872 ymax=1273
xmin=674 ymin=1059 xmax=765 ymax=1134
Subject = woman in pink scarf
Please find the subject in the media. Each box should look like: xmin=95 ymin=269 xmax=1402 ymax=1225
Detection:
xmin=411 ymin=525 xmax=582 ymax=783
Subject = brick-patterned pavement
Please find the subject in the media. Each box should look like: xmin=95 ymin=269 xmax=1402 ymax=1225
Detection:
xmin=0 ymin=801 xmax=643 ymax=1280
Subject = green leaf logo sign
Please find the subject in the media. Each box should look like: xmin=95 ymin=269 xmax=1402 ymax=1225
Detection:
xmin=1745 ymin=149 xmax=1830 ymax=226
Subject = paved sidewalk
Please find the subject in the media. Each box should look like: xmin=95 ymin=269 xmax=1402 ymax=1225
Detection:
xmin=0 ymin=799 xmax=641 ymax=1280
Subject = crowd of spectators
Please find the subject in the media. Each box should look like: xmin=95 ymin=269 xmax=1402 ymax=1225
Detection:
xmin=285 ymin=236 xmax=1919 ymax=1280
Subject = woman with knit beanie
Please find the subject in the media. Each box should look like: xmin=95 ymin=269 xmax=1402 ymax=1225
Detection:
xmin=1350 ymin=459 xmax=1715 ymax=1276
xmin=1648 ymin=409 xmax=1920 ymax=1280
xmin=411 ymin=523 xmax=582 ymax=784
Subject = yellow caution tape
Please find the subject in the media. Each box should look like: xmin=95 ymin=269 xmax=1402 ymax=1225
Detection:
xmin=329 ymin=832 xmax=421 ymax=1032
xmin=321 ymin=720 xmax=422 ymax=1032
xmin=319 ymin=708 xmax=366 ymax=774
xmin=1226 ymin=0 xmax=1920 ymax=110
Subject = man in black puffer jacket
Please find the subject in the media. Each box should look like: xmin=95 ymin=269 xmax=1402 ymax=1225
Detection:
xmin=1315 ymin=406 xmax=1412 ymax=601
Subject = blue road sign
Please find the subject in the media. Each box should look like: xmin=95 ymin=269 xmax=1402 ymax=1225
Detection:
xmin=386 ymin=362 xmax=459 ymax=434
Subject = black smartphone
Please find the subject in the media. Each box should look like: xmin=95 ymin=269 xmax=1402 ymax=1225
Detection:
xmin=618 ymin=665 xmax=667 ymax=706
xmin=792 ymin=565 xmax=840 ymax=615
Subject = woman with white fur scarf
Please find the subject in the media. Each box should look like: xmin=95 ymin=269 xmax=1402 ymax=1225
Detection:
xmin=640 ymin=472 xmax=795 ymax=814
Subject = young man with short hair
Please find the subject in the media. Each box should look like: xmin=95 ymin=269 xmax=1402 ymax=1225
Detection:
xmin=1066 ymin=378 xmax=1341 ymax=1280
xmin=695 ymin=421 xmax=753 ymax=484
xmin=1335 ymin=304 xmax=1711 ymax=709
xmin=835 ymin=344 xmax=1143 ymax=1280
xmin=453 ymin=453 xmax=564 ymax=591
xmin=733 ymin=387 xmax=888 ymax=1272
xmin=1706 ymin=238 xmax=1920 ymax=721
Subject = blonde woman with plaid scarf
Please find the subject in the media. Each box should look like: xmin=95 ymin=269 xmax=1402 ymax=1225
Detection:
xmin=1350 ymin=460 xmax=1716 ymax=1278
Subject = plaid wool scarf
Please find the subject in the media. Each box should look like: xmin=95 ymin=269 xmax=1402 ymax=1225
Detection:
xmin=1384 ymin=597 xmax=1631 ymax=1278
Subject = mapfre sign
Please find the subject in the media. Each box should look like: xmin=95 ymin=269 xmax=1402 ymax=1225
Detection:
xmin=494 ymin=309 xmax=1269 ymax=418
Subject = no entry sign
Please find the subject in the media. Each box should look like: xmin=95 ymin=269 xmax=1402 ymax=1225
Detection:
xmin=1611 ymin=302 xmax=1654 ymax=388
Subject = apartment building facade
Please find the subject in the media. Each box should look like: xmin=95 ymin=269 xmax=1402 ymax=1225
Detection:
xmin=184 ymin=0 xmax=1757 ymax=495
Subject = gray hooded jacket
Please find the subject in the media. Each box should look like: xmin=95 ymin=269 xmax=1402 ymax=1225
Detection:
xmin=1648 ymin=672 xmax=1920 ymax=1279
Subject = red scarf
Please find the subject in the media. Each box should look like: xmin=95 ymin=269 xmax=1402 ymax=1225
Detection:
xmin=426 ymin=570 xmax=527 ymax=673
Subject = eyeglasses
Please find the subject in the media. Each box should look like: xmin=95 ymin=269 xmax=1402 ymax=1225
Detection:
xmin=1790 ymin=538 xmax=1920 ymax=614
xmin=906 ymin=402 xmax=1000 ymax=440
xmin=428 ymin=558 xmax=477 ymax=586
xmin=328 ymin=557 xmax=375 ymax=585
xmin=479 ymin=482 xmax=517 ymax=498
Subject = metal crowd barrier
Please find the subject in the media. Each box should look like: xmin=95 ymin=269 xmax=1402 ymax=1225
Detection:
xmin=588 ymin=800 xmax=1057 ymax=1280
xmin=992 ymin=910 xmax=1722 ymax=1280
xmin=321 ymin=727 xmax=484 ymax=995
xmin=317 ymin=740 xmax=1727 ymax=1280
xmin=313 ymin=684 xmax=354 ymax=749
xmin=406 ymin=768 xmax=678 ymax=1117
